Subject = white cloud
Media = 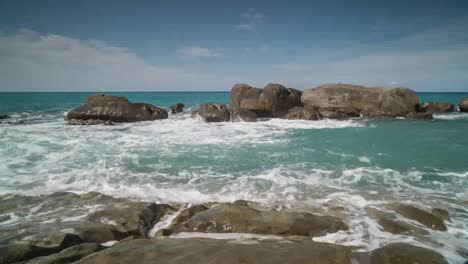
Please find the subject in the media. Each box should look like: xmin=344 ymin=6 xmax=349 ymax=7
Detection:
xmin=235 ymin=8 xmax=263 ymax=32
xmin=178 ymin=46 xmax=222 ymax=60
xmin=0 ymin=30 xmax=231 ymax=91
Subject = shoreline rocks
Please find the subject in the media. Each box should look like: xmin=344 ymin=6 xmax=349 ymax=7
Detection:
xmin=195 ymin=103 xmax=230 ymax=122
xmin=66 ymin=94 xmax=168 ymax=123
xmin=286 ymin=106 xmax=323 ymax=120
xmin=419 ymin=102 xmax=454 ymax=113
xmin=460 ymin=98 xmax=468 ymax=112
xmin=170 ymin=103 xmax=184 ymax=114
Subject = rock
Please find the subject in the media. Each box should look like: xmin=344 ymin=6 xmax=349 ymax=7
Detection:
xmin=301 ymin=84 xmax=419 ymax=118
xmin=406 ymin=112 xmax=433 ymax=120
xmin=78 ymin=238 xmax=354 ymax=264
xmin=170 ymin=103 xmax=184 ymax=114
xmin=419 ymin=102 xmax=454 ymax=113
xmin=0 ymin=244 xmax=59 ymax=264
xmin=66 ymin=94 xmax=168 ymax=123
xmin=167 ymin=204 xmax=209 ymax=229
xmin=153 ymin=229 xmax=173 ymax=237
xmin=369 ymin=243 xmax=448 ymax=264
xmin=170 ymin=203 xmax=347 ymax=236
xmin=431 ymin=208 xmax=451 ymax=222
xmin=137 ymin=204 xmax=175 ymax=237
xmin=366 ymin=207 xmax=429 ymax=236
xmin=460 ymin=98 xmax=468 ymax=112
xmin=25 ymin=243 xmax=103 ymax=264
xmin=230 ymin=83 xmax=303 ymax=118
xmin=230 ymin=109 xmax=258 ymax=122
xmin=392 ymin=204 xmax=447 ymax=231
xmin=196 ymin=103 xmax=230 ymax=122
xmin=67 ymin=119 xmax=114 ymax=125
xmin=0 ymin=115 xmax=10 ymax=119
xmin=286 ymin=106 xmax=322 ymax=120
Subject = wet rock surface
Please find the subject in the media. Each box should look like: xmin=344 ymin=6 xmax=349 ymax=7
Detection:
xmin=405 ymin=112 xmax=433 ymax=120
xmin=195 ymin=103 xmax=230 ymax=122
xmin=230 ymin=83 xmax=303 ymax=118
xmin=169 ymin=203 xmax=348 ymax=236
xmin=391 ymin=203 xmax=448 ymax=231
xmin=419 ymin=102 xmax=455 ymax=113
xmin=78 ymin=238 xmax=354 ymax=264
xmin=367 ymin=243 xmax=449 ymax=264
xmin=460 ymin=98 xmax=468 ymax=112
xmin=67 ymin=119 xmax=114 ymax=126
xmin=25 ymin=243 xmax=104 ymax=264
xmin=286 ymin=106 xmax=323 ymax=120
xmin=170 ymin=103 xmax=184 ymax=114
xmin=301 ymin=84 xmax=419 ymax=118
xmin=66 ymin=94 xmax=168 ymax=123
xmin=230 ymin=109 xmax=258 ymax=122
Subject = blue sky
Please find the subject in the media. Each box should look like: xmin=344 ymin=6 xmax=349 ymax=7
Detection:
xmin=0 ymin=0 xmax=467 ymax=91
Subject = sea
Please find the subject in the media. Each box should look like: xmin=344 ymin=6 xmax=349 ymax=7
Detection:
xmin=0 ymin=91 xmax=467 ymax=263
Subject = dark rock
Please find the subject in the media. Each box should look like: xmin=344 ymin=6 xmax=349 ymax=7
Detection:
xmin=286 ymin=106 xmax=322 ymax=120
xmin=153 ymin=229 xmax=173 ymax=237
xmin=67 ymin=119 xmax=114 ymax=126
xmin=405 ymin=112 xmax=433 ymax=120
xmin=137 ymin=204 xmax=175 ymax=237
xmin=431 ymin=208 xmax=451 ymax=222
xmin=301 ymin=84 xmax=419 ymax=118
xmin=0 ymin=115 xmax=10 ymax=120
xmin=167 ymin=204 xmax=209 ymax=229
xmin=170 ymin=203 xmax=347 ymax=236
xmin=230 ymin=109 xmax=258 ymax=122
xmin=66 ymin=94 xmax=168 ymax=123
xmin=77 ymin=238 xmax=354 ymax=264
xmin=366 ymin=207 xmax=429 ymax=236
xmin=196 ymin=103 xmax=230 ymax=122
xmin=230 ymin=83 xmax=303 ymax=118
xmin=460 ymin=98 xmax=468 ymax=112
xmin=419 ymin=102 xmax=454 ymax=113
xmin=25 ymin=243 xmax=103 ymax=264
xmin=170 ymin=103 xmax=184 ymax=114
xmin=0 ymin=244 xmax=59 ymax=264
xmin=393 ymin=204 xmax=447 ymax=231
xmin=369 ymin=243 xmax=448 ymax=264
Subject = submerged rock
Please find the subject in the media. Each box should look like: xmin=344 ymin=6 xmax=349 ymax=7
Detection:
xmin=286 ymin=106 xmax=322 ymax=120
xmin=460 ymin=98 xmax=468 ymax=112
xmin=391 ymin=204 xmax=448 ymax=231
xmin=170 ymin=103 xmax=184 ymax=114
xmin=25 ymin=243 xmax=103 ymax=264
xmin=301 ymin=84 xmax=419 ymax=118
xmin=66 ymin=94 xmax=168 ymax=123
xmin=78 ymin=238 xmax=354 ymax=264
xmin=170 ymin=203 xmax=348 ymax=236
xmin=230 ymin=109 xmax=258 ymax=122
xmin=419 ymin=102 xmax=455 ymax=113
xmin=405 ymin=112 xmax=433 ymax=120
xmin=196 ymin=103 xmax=230 ymax=122
xmin=0 ymin=114 xmax=10 ymax=119
xmin=230 ymin=83 xmax=303 ymax=118
xmin=368 ymin=243 xmax=448 ymax=264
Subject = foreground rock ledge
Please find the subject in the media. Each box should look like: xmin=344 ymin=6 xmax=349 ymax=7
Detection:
xmin=66 ymin=94 xmax=168 ymax=123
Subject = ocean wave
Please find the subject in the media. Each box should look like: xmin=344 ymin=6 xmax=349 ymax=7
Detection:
xmin=433 ymin=112 xmax=468 ymax=120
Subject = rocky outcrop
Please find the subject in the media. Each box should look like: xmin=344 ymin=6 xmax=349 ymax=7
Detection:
xmin=0 ymin=244 xmax=59 ymax=264
xmin=78 ymin=238 xmax=354 ymax=264
xmin=286 ymin=106 xmax=322 ymax=120
xmin=195 ymin=103 xmax=230 ymax=122
xmin=25 ymin=243 xmax=104 ymax=264
xmin=368 ymin=243 xmax=448 ymax=264
xmin=460 ymin=98 xmax=468 ymax=112
xmin=405 ymin=112 xmax=433 ymax=120
xmin=301 ymin=84 xmax=419 ymax=118
xmin=230 ymin=109 xmax=258 ymax=122
xmin=169 ymin=202 xmax=348 ymax=236
xmin=170 ymin=103 xmax=184 ymax=114
xmin=66 ymin=94 xmax=168 ymax=123
xmin=230 ymin=83 xmax=303 ymax=118
xmin=419 ymin=102 xmax=454 ymax=113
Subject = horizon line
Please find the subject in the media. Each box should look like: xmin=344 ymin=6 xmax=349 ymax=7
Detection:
xmin=1 ymin=90 xmax=468 ymax=93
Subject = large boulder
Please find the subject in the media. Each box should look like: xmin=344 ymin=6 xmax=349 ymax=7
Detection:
xmin=419 ymin=102 xmax=454 ymax=113
xmin=66 ymin=94 xmax=168 ymax=123
xmin=301 ymin=84 xmax=419 ymax=118
xmin=195 ymin=103 xmax=230 ymax=122
xmin=460 ymin=98 xmax=468 ymax=112
xmin=230 ymin=83 xmax=303 ymax=117
xmin=0 ymin=244 xmax=59 ymax=264
xmin=25 ymin=243 xmax=104 ymax=264
xmin=169 ymin=203 xmax=348 ymax=237
xmin=170 ymin=103 xmax=184 ymax=114
xmin=286 ymin=106 xmax=322 ymax=120
xmin=368 ymin=243 xmax=448 ymax=264
xmin=78 ymin=238 xmax=354 ymax=264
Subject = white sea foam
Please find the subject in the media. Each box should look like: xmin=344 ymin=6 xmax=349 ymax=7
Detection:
xmin=433 ymin=112 xmax=468 ymax=120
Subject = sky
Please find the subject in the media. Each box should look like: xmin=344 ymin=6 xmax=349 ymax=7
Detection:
xmin=0 ymin=0 xmax=468 ymax=92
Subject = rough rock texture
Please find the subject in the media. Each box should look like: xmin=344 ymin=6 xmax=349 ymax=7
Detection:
xmin=369 ymin=243 xmax=448 ymax=264
xmin=432 ymin=208 xmax=451 ymax=222
xmin=67 ymin=119 xmax=114 ymax=126
xmin=366 ymin=207 xmax=429 ymax=236
xmin=25 ymin=243 xmax=103 ymax=264
xmin=405 ymin=112 xmax=433 ymax=120
xmin=66 ymin=94 xmax=168 ymax=123
xmin=196 ymin=103 xmax=230 ymax=122
xmin=286 ymin=106 xmax=322 ymax=120
xmin=170 ymin=103 xmax=184 ymax=114
xmin=230 ymin=83 xmax=303 ymax=117
xmin=230 ymin=109 xmax=258 ymax=122
xmin=170 ymin=203 xmax=348 ymax=236
xmin=392 ymin=204 xmax=447 ymax=231
xmin=0 ymin=244 xmax=59 ymax=264
xmin=301 ymin=84 xmax=419 ymax=118
xmin=419 ymin=102 xmax=455 ymax=113
xmin=460 ymin=98 xmax=468 ymax=112
xmin=78 ymin=238 xmax=354 ymax=264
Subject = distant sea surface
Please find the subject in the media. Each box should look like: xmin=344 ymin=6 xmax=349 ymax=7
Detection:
xmin=0 ymin=91 xmax=467 ymax=263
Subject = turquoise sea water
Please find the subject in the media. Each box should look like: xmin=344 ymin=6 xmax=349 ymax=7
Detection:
xmin=0 ymin=92 xmax=468 ymax=262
